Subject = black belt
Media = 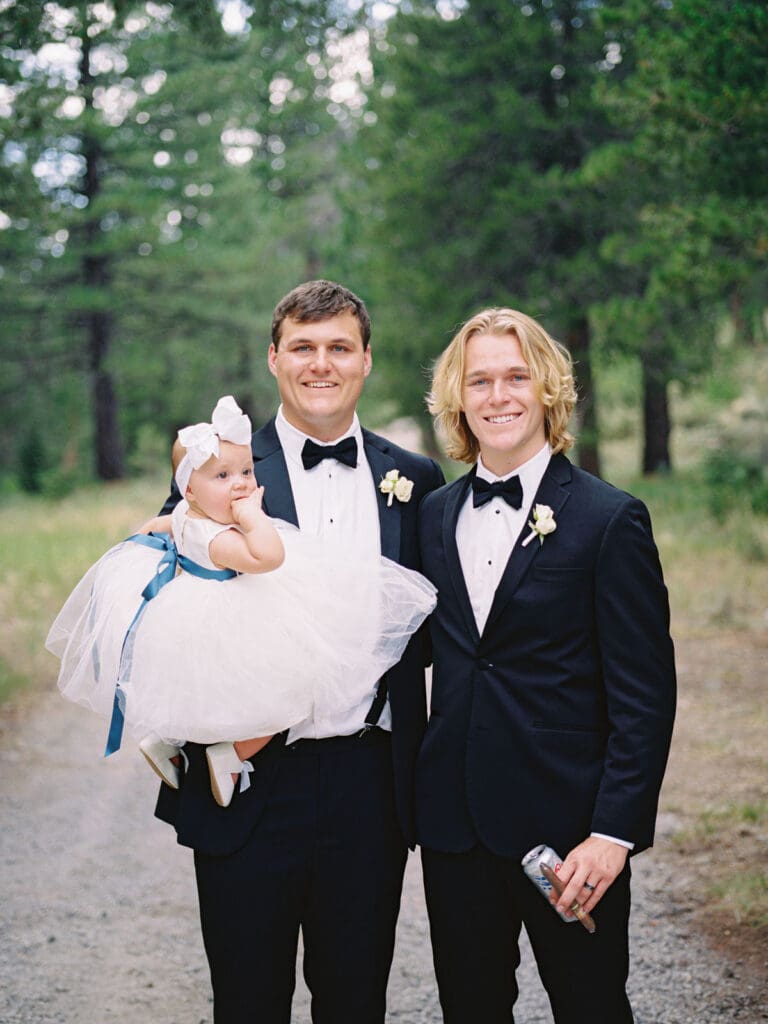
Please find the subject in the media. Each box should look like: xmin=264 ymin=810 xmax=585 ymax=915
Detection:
xmin=284 ymin=727 xmax=390 ymax=755
xmin=283 ymin=676 xmax=389 ymax=754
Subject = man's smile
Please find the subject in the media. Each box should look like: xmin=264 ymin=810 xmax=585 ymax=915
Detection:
xmin=486 ymin=413 xmax=520 ymax=424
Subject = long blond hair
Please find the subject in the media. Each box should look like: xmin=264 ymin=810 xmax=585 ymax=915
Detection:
xmin=427 ymin=308 xmax=577 ymax=464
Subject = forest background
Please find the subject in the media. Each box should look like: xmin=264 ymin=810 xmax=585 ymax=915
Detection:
xmin=1 ymin=0 xmax=767 ymax=989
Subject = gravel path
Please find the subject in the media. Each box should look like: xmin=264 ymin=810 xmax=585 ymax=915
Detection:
xmin=1 ymin=689 xmax=765 ymax=1024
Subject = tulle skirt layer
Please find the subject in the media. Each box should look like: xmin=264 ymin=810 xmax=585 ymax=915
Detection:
xmin=46 ymin=531 xmax=436 ymax=745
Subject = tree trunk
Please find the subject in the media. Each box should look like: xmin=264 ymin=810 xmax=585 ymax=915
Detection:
xmin=641 ymin=351 xmax=672 ymax=475
xmin=81 ymin=22 xmax=123 ymax=480
xmin=729 ymin=288 xmax=754 ymax=344
xmin=83 ymin=231 xmax=123 ymax=482
xmin=566 ymin=317 xmax=601 ymax=479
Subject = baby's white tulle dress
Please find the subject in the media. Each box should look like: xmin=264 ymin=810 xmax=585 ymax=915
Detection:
xmin=46 ymin=500 xmax=437 ymax=746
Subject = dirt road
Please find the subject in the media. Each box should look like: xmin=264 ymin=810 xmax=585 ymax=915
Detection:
xmin=1 ymin=687 xmax=765 ymax=1024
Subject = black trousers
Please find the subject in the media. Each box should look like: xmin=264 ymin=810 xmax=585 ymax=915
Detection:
xmin=422 ymin=843 xmax=634 ymax=1024
xmin=194 ymin=729 xmax=407 ymax=1024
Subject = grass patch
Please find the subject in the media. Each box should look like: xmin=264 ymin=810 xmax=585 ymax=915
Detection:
xmin=711 ymin=871 xmax=768 ymax=929
xmin=0 ymin=655 xmax=28 ymax=705
xmin=0 ymin=475 xmax=170 ymax=703
xmin=673 ymin=804 xmax=768 ymax=929
xmin=673 ymin=803 xmax=768 ymax=845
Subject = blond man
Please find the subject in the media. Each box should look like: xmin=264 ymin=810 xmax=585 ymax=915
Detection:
xmin=415 ymin=308 xmax=676 ymax=1024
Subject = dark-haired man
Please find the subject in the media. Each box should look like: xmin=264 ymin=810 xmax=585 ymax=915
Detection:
xmin=157 ymin=281 xmax=444 ymax=1023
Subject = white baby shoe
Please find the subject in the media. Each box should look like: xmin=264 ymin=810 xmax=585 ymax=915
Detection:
xmin=206 ymin=742 xmax=245 ymax=808
xmin=139 ymin=736 xmax=180 ymax=789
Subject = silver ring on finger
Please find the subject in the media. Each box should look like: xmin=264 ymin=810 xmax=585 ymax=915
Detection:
xmin=583 ymin=881 xmax=596 ymax=892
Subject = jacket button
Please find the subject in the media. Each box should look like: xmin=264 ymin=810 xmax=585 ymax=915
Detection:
xmin=479 ymin=659 xmax=493 ymax=670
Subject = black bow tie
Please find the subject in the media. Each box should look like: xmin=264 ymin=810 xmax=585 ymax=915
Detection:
xmin=301 ymin=436 xmax=358 ymax=471
xmin=471 ymin=474 xmax=523 ymax=510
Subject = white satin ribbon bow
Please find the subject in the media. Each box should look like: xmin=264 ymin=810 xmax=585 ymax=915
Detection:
xmin=238 ymin=760 xmax=254 ymax=793
xmin=174 ymin=395 xmax=252 ymax=496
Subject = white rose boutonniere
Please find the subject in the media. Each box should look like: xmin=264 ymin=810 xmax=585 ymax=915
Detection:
xmin=521 ymin=504 xmax=557 ymax=547
xmin=379 ymin=469 xmax=414 ymax=506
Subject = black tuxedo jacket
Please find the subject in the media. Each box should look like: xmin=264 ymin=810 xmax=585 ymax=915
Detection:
xmin=415 ymin=453 xmax=676 ymax=861
xmin=156 ymin=416 xmax=444 ymax=854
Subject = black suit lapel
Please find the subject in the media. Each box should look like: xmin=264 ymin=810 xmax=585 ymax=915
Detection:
xmin=251 ymin=419 xmax=299 ymax=526
xmin=442 ymin=471 xmax=481 ymax=645
xmin=482 ymin=454 xmax=572 ymax=637
xmin=363 ymin=431 xmax=401 ymax=561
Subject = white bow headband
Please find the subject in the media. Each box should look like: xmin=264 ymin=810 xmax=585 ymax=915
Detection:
xmin=175 ymin=395 xmax=252 ymax=497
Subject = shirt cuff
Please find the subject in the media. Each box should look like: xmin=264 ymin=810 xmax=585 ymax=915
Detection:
xmin=590 ymin=832 xmax=635 ymax=850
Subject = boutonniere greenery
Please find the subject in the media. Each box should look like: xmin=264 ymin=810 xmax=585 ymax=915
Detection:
xmin=379 ymin=469 xmax=414 ymax=506
xmin=522 ymin=504 xmax=557 ymax=547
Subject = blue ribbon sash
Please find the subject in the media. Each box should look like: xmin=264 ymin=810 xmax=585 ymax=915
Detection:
xmin=104 ymin=532 xmax=236 ymax=756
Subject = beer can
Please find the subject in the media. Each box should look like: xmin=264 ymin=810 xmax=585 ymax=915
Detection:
xmin=521 ymin=844 xmax=577 ymax=924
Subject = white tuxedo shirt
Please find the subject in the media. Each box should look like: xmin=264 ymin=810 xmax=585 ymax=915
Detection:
xmin=455 ymin=441 xmax=631 ymax=850
xmin=275 ymin=407 xmax=392 ymax=741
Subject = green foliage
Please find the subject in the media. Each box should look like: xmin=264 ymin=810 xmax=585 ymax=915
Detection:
xmin=701 ymin=348 xmax=768 ymax=524
xmin=703 ymin=373 xmax=740 ymax=407
xmin=594 ymin=0 xmax=768 ymax=353
xmin=705 ymin=449 xmax=768 ymax=523
xmin=344 ymin=0 xmax=623 ymax=457
xmin=126 ymin=423 xmax=172 ymax=478
xmin=1 ymin=0 xmax=767 ymax=482
xmin=0 ymin=0 xmax=353 ymax=481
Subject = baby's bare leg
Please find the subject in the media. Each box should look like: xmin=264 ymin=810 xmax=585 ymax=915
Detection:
xmin=234 ymin=736 xmax=274 ymax=761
